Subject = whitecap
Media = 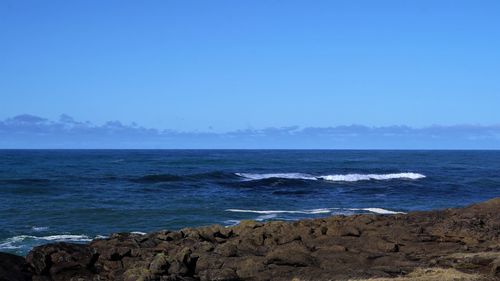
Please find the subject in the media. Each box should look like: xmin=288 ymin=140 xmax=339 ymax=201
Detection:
xmin=348 ymin=208 xmax=406 ymax=214
xmin=0 ymin=238 xmax=22 ymax=250
xmin=33 ymin=234 xmax=92 ymax=242
xmin=0 ymin=234 xmax=92 ymax=247
xmin=255 ymin=214 xmax=277 ymax=221
xmin=235 ymin=172 xmax=425 ymax=182
xmin=223 ymin=220 xmax=241 ymax=226
xmin=226 ymin=207 xmax=405 ymax=215
xmin=319 ymin=173 xmax=426 ymax=182
xmin=235 ymin=173 xmax=318 ymax=181
xmin=0 ymin=233 xmax=110 ymax=253
xmin=226 ymin=208 xmax=332 ymax=214
xmin=31 ymin=226 xmax=49 ymax=232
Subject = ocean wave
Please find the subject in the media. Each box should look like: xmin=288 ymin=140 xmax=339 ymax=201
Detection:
xmin=0 ymin=234 xmax=94 ymax=251
xmin=130 ymin=171 xmax=237 ymax=183
xmin=350 ymin=208 xmax=404 ymax=215
xmin=15 ymin=234 xmax=91 ymax=242
xmin=226 ymin=207 xmax=405 ymax=215
xmin=235 ymin=172 xmax=425 ymax=182
xmin=127 ymin=171 xmax=425 ymax=184
xmin=226 ymin=208 xmax=332 ymax=214
xmin=319 ymin=173 xmax=426 ymax=182
xmin=0 ymin=178 xmax=51 ymax=185
xmin=223 ymin=220 xmax=241 ymax=227
xmin=189 ymin=171 xmax=238 ymax=180
xmin=235 ymin=173 xmax=318 ymax=181
xmin=0 ymin=240 xmax=21 ymax=250
xmin=255 ymin=214 xmax=278 ymax=221
xmin=31 ymin=226 xmax=49 ymax=232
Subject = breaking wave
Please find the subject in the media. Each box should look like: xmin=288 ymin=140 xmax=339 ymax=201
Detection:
xmin=236 ymin=172 xmax=425 ymax=182
xmin=226 ymin=207 xmax=405 ymax=215
xmin=0 ymin=234 xmax=93 ymax=251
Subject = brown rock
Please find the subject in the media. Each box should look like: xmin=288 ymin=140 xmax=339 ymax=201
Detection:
xmin=0 ymin=252 xmax=32 ymax=281
xmin=214 ymin=242 xmax=238 ymax=257
xmin=5 ymin=197 xmax=498 ymax=281
xmin=149 ymin=253 xmax=169 ymax=275
xmin=326 ymin=225 xmax=361 ymax=237
xmin=235 ymin=257 xmax=266 ymax=279
xmin=26 ymin=242 xmax=96 ymax=280
xmin=200 ymin=268 xmax=239 ymax=281
xmin=490 ymin=259 xmax=500 ymax=277
xmin=265 ymin=243 xmax=316 ymax=267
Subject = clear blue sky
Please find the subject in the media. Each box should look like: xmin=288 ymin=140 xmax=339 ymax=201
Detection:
xmin=1 ymin=0 xmax=499 ymax=132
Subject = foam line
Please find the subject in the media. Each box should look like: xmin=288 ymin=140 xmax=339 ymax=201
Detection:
xmin=235 ymin=172 xmax=425 ymax=182
xmin=226 ymin=207 xmax=405 ymax=215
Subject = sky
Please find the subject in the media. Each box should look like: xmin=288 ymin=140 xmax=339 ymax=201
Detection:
xmin=1 ymin=1 xmax=499 ymax=148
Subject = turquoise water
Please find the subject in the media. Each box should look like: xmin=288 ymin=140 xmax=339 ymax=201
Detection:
xmin=1 ymin=150 xmax=500 ymax=255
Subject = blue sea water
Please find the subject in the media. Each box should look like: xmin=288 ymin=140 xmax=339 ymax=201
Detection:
xmin=1 ymin=150 xmax=500 ymax=256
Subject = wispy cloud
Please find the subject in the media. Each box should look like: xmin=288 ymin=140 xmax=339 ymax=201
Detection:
xmin=0 ymin=114 xmax=499 ymax=149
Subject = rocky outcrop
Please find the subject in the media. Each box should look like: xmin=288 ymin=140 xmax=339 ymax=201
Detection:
xmin=4 ymin=198 xmax=500 ymax=280
xmin=0 ymin=252 xmax=32 ymax=281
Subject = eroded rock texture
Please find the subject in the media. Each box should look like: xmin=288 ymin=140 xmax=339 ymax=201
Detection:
xmin=5 ymin=198 xmax=500 ymax=280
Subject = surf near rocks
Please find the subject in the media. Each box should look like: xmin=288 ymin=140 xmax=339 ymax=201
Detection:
xmin=4 ymin=198 xmax=500 ymax=281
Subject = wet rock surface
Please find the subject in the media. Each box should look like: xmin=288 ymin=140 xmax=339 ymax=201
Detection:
xmin=3 ymin=198 xmax=500 ymax=280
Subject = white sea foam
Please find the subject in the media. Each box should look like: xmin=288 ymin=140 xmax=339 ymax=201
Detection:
xmin=226 ymin=208 xmax=331 ymax=214
xmin=15 ymin=234 xmax=92 ymax=242
xmin=319 ymin=173 xmax=426 ymax=182
xmin=224 ymin=207 xmax=405 ymax=226
xmin=349 ymin=208 xmax=405 ymax=214
xmin=226 ymin=207 xmax=405 ymax=215
xmin=131 ymin=231 xmax=147 ymax=235
xmin=0 ymin=234 xmax=96 ymax=251
xmin=235 ymin=172 xmax=425 ymax=182
xmin=223 ymin=220 xmax=241 ymax=227
xmin=41 ymin=235 xmax=93 ymax=241
xmin=31 ymin=226 xmax=49 ymax=232
xmin=255 ymin=214 xmax=277 ymax=221
xmin=235 ymin=173 xmax=318 ymax=181
xmin=0 ymin=238 xmax=22 ymax=250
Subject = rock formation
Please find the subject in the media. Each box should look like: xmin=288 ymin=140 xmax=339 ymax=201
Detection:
xmin=3 ymin=198 xmax=500 ymax=280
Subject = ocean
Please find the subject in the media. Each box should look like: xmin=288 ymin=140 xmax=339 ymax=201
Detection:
xmin=1 ymin=150 xmax=499 ymax=256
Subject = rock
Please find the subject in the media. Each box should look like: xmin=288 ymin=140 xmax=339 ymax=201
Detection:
xmin=26 ymin=242 xmax=96 ymax=280
xmin=235 ymin=257 xmax=265 ymax=279
xmin=491 ymin=258 xmax=500 ymax=277
xmin=326 ymin=225 xmax=361 ymax=237
xmin=1 ymin=197 xmax=497 ymax=281
xmin=198 ymin=225 xmax=223 ymax=242
xmin=321 ymin=245 xmax=347 ymax=252
xmin=0 ymin=252 xmax=32 ymax=281
xmin=265 ymin=243 xmax=316 ymax=267
xmin=123 ymin=267 xmax=152 ymax=281
xmin=149 ymin=253 xmax=169 ymax=275
xmin=200 ymin=268 xmax=238 ymax=281
xmin=197 ymin=241 xmax=215 ymax=252
xmin=377 ymin=241 xmax=399 ymax=253
xmin=340 ymin=226 xmax=361 ymax=237
xmin=214 ymin=242 xmax=238 ymax=257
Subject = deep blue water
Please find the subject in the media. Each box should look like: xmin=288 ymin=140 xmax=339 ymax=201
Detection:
xmin=1 ymin=150 xmax=500 ymax=255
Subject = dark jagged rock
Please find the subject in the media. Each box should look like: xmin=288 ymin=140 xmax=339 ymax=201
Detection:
xmin=0 ymin=252 xmax=32 ymax=281
xmin=26 ymin=242 xmax=97 ymax=280
xmin=2 ymin=198 xmax=500 ymax=280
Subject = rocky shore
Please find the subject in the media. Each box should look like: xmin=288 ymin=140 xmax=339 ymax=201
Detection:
xmin=2 ymin=198 xmax=500 ymax=281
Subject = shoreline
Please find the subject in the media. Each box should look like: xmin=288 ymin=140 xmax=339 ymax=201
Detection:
xmin=2 ymin=198 xmax=500 ymax=281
